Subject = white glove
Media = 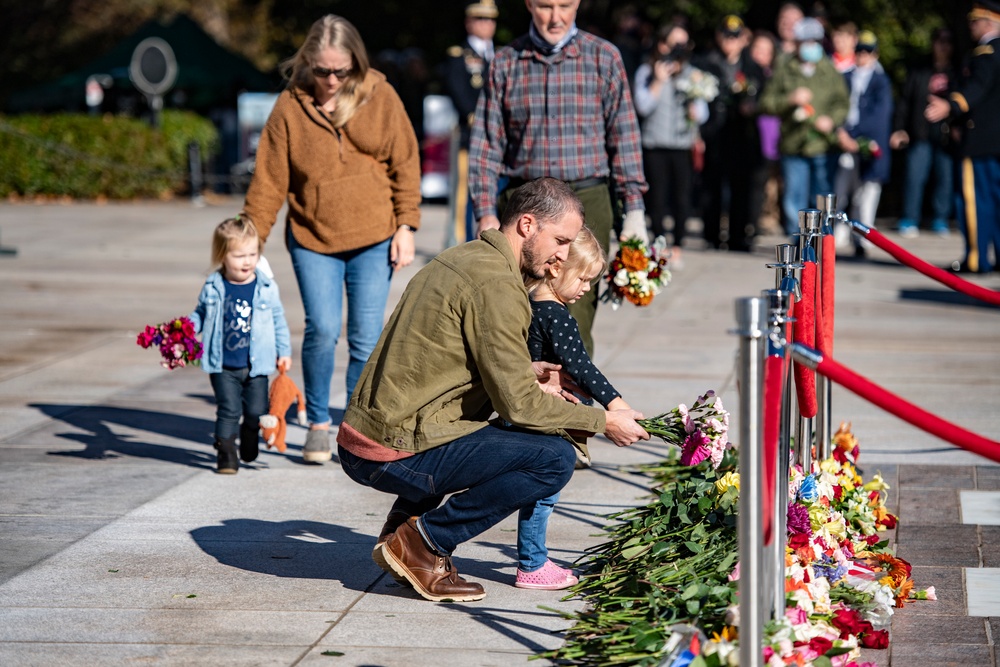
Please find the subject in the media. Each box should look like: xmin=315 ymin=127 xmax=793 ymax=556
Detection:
xmin=620 ymin=210 xmax=649 ymax=245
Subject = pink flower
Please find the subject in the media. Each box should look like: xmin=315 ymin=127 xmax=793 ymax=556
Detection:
xmin=680 ymin=430 xmax=712 ymax=466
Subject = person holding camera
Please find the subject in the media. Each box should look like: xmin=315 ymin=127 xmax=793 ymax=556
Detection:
xmin=633 ymin=23 xmax=710 ymax=267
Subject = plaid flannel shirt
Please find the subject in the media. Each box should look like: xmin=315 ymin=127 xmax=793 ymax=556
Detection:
xmin=469 ymin=30 xmax=647 ymax=220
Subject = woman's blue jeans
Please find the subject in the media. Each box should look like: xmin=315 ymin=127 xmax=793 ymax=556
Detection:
xmin=339 ymin=424 xmax=576 ymax=555
xmin=902 ymin=140 xmax=954 ymax=224
xmin=517 ymin=492 xmax=559 ymax=571
xmin=288 ymin=232 xmax=393 ymax=425
xmin=781 ymin=153 xmax=836 ymax=235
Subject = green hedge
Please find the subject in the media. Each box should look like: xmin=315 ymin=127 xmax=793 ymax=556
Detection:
xmin=0 ymin=111 xmax=219 ymax=199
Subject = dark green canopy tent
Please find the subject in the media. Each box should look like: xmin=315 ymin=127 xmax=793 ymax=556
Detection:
xmin=5 ymin=14 xmax=280 ymax=114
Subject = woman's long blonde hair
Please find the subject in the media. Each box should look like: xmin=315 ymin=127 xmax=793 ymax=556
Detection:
xmin=281 ymin=15 xmax=370 ymax=128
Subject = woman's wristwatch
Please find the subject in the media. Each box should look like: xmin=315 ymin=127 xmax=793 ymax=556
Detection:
xmin=398 ymin=225 xmax=416 ymax=233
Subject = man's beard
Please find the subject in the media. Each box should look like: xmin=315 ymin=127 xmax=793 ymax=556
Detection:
xmin=522 ymin=235 xmax=550 ymax=280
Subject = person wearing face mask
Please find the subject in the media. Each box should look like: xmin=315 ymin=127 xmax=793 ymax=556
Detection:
xmin=833 ymin=30 xmax=894 ymax=257
xmin=760 ymin=16 xmax=849 ymax=238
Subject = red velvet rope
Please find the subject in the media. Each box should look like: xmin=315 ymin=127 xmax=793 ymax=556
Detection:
xmin=863 ymin=227 xmax=1000 ymax=307
xmin=813 ymin=352 xmax=1000 ymax=464
xmin=793 ymin=262 xmax=818 ymax=417
xmin=821 ymin=235 xmax=836 ymax=354
xmin=762 ymin=354 xmax=784 ymax=546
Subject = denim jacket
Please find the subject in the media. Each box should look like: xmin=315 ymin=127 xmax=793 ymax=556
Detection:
xmin=188 ymin=269 xmax=292 ymax=376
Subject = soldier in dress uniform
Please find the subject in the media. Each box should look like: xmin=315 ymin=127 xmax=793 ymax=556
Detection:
xmin=926 ymin=0 xmax=1000 ymax=274
xmin=442 ymin=0 xmax=498 ymax=245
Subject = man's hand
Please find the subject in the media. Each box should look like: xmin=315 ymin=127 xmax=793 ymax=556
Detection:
xmin=620 ymin=210 xmax=649 ymax=244
xmin=532 ymin=361 xmax=583 ymax=403
xmin=925 ymin=95 xmax=950 ymax=123
xmin=814 ymin=114 xmax=835 ymax=135
xmin=477 ymin=215 xmax=501 ymax=237
xmin=789 ymin=87 xmax=812 ymax=107
xmin=889 ymin=130 xmax=909 ymax=150
xmin=603 ymin=409 xmax=650 ymax=447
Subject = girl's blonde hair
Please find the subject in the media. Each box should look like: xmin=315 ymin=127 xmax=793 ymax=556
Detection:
xmin=211 ymin=215 xmax=261 ymax=269
xmin=527 ymin=226 xmax=607 ymax=293
xmin=281 ymin=14 xmax=371 ymax=128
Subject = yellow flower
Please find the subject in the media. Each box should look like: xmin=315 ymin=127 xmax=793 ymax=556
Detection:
xmin=863 ymin=473 xmax=889 ymax=492
xmin=715 ymin=471 xmax=740 ymax=494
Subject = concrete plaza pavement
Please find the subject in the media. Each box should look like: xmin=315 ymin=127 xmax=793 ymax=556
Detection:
xmin=0 ymin=197 xmax=998 ymax=666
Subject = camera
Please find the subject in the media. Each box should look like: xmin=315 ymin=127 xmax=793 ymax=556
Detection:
xmin=661 ymin=44 xmax=688 ymax=63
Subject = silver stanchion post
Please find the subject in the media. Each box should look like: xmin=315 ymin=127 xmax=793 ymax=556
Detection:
xmin=762 ymin=288 xmax=792 ymax=619
xmin=797 ymin=209 xmax=822 ymax=470
xmin=766 ymin=245 xmax=801 ymax=472
xmin=814 ymin=194 xmax=837 ymax=459
xmin=734 ymin=296 xmax=766 ymax=667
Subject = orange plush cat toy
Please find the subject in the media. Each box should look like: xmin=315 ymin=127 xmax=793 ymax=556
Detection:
xmin=258 ymin=368 xmax=306 ymax=453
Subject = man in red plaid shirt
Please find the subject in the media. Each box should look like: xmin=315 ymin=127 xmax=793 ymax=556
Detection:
xmin=469 ymin=0 xmax=648 ymax=355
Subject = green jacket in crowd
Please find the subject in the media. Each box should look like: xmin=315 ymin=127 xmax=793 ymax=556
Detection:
xmin=342 ymin=229 xmax=606 ymax=457
xmin=760 ymin=55 xmax=850 ymax=158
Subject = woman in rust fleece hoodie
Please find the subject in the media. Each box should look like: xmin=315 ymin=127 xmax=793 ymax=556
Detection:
xmin=242 ymin=14 xmax=421 ymax=464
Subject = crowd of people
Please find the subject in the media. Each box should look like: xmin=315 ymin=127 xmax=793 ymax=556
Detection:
xmin=438 ymin=1 xmax=998 ymax=273
xmin=186 ymin=0 xmax=1000 ymax=605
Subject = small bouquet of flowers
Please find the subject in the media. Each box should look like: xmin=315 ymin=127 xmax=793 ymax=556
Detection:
xmin=603 ymin=235 xmax=671 ymax=309
xmin=638 ymin=390 xmax=732 ymax=468
xmin=792 ymin=103 xmax=815 ymax=123
xmin=857 ymin=136 xmax=883 ymax=160
xmin=137 ymin=316 xmax=203 ymax=370
xmin=675 ymin=68 xmax=720 ymax=103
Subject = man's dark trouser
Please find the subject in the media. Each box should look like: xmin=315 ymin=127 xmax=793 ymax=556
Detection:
xmin=339 ymin=424 xmax=576 ymax=554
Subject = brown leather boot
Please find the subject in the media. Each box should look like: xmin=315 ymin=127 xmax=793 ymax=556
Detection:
xmin=376 ymin=510 xmax=411 ymax=545
xmin=373 ymin=518 xmax=486 ymax=602
xmin=373 ymin=510 xmax=413 ymax=586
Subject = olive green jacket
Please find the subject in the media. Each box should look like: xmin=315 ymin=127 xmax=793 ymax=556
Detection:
xmin=342 ymin=229 xmax=606 ymax=455
xmin=759 ymin=56 xmax=849 ymax=158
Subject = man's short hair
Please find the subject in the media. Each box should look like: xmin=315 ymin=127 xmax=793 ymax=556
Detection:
xmin=499 ymin=178 xmax=585 ymax=229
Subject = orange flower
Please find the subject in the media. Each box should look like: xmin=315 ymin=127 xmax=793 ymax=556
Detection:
xmin=833 ymin=422 xmax=858 ymax=453
xmin=630 ymin=292 xmax=654 ymax=306
xmin=620 ymin=246 xmax=649 ymax=272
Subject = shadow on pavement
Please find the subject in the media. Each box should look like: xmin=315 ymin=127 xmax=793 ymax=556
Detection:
xmin=190 ymin=518 xmax=378 ymax=592
xmin=31 ymin=403 xmax=216 ymax=469
xmin=899 ymin=287 xmax=1000 ymax=309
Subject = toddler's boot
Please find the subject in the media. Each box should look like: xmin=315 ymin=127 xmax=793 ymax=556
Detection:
xmin=215 ymin=436 xmax=239 ymax=474
xmin=239 ymin=422 xmax=260 ymax=463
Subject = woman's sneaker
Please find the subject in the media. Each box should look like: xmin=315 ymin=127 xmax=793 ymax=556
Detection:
xmin=302 ymin=429 xmax=332 ymax=463
xmin=514 ymin=559 xmax=579 ymax=590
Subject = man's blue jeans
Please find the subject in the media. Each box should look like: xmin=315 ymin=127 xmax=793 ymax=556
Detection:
xmin=781 ymin=154 xmax=836 ymax=235
xmin=518 ymin=491 xmax=559 ymax=571
xmin=288 ymin=231 xmax=393 ymax=424
xmin=902 ymin=140 xmax=953 ymax=224
xmin=339 ymin=424 xmax=576 ymax=554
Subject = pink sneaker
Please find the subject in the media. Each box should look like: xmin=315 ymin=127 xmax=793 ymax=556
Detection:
xmin=514 ymin=559 xmax=579 ymax=590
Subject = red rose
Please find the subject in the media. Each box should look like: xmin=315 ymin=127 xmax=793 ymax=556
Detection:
xmin=861 ymin=629 xmax=889 ymax=649
xmin=808 ymin=636 xmax=833 ymax=655
xmin=831 ymin=608 xmax=871 ymax=638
